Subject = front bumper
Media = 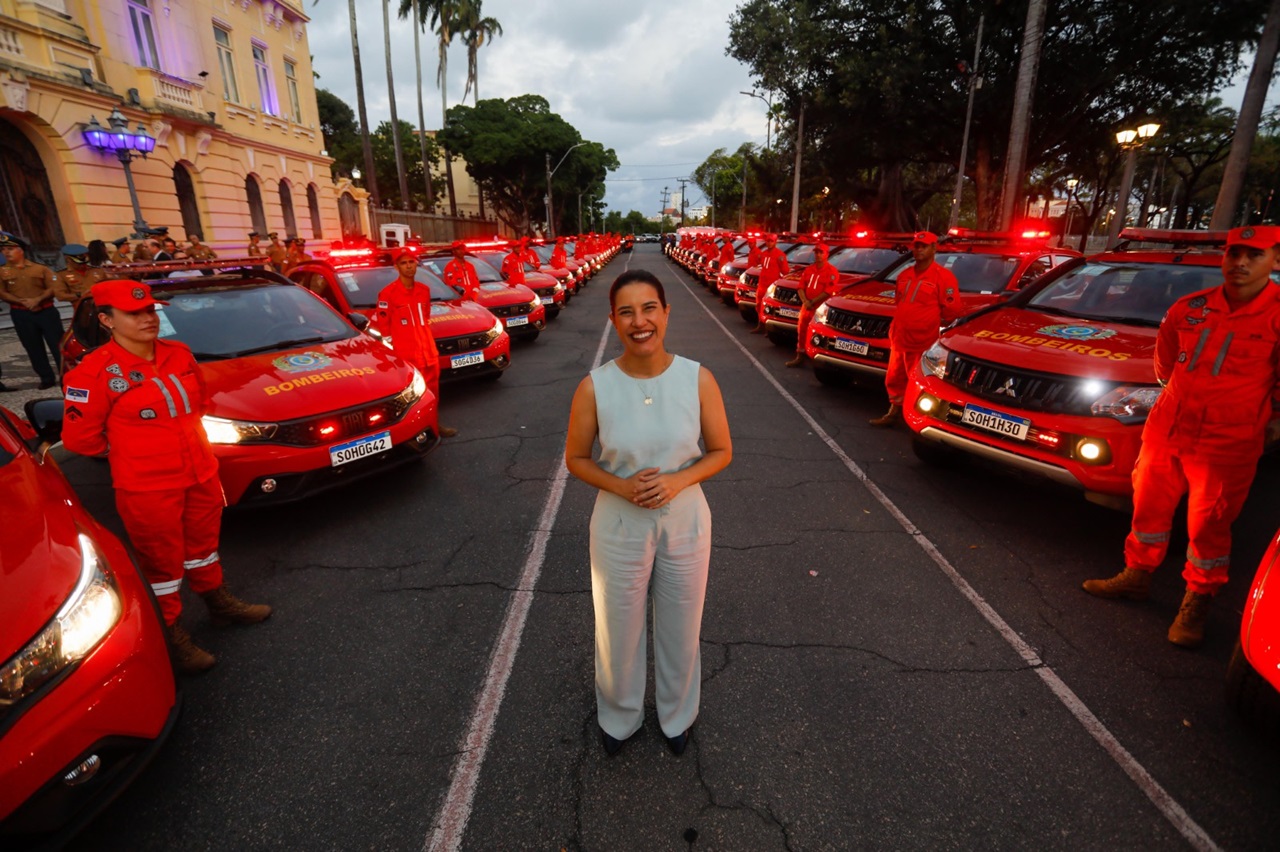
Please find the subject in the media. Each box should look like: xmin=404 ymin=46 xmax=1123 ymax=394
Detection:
xmin=806 ymin=322 xmax=891 ymax=375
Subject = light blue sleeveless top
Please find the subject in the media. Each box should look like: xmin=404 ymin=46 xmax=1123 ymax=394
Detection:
xmin=591 ymin=355 xmax=703 ymax=479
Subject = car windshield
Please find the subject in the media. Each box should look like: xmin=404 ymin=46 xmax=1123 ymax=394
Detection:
xmin=531 ymin=245 xmax=555 ymax=262
xmin=788 ymin=244 xmax=818 ymax=265
xmin=830 ymin=247 xmax=903 ymax=275
xmin=885 ymin=252 xmax=1022 ymax=293
xmin=420 ymin=255 xmax=503 ymax=284
xmin=1025 ymin=261 xmax=1222 ymax=325
xmin=332 ymin=266 xmax=456 ymax=307
xmin=148 ymin=283 xmax=357 ymax=360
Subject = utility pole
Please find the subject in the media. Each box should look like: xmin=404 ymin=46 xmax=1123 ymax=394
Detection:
xmin=740 ymin=164 xmax=747 ymax=231
xmin=711 ymin=178 xmax=716 ymax=229
xmin=1211 ymin=0 xmax=1280 ymax=228
xmin=677 ymin=178 xmax=690 ymax=228
xmin=660 ymin=186 xmax=670 ymax=233
xmin=545 ymin=152 xmax=554 ymax=238
xmin=998 ymin=0 xmax=1049 ymax=229
xmin=577 ymin=192 xmax=583 ymax=234
xmin=948 ymin=14 xmax=985 ymax=230
xmin=789 ymin=100 xmax=804 ymax=233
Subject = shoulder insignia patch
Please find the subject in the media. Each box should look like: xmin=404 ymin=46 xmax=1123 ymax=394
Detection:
xmin=128 ymin=370 xmax=145 ymax=383
xmin=106 ymin=363 xmax=123 ymax=376
xmin=108 ymin=377 xmax=129 ymax=393
xmin=1188 ymin=296 xmax=1207 ymax=309
xmin=65 ymin=386 xmax=90 ymax=403
xmin=66 ymin=405 xmax=83 ymax=420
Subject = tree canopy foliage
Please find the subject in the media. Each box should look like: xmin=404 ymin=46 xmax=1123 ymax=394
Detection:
xmin=727 ymin=0 xmax=1268 ymax=231
xmin=438 ymin=95 xmax=618 ymax=235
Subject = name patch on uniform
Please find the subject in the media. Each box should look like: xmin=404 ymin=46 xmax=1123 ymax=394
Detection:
xmin=108 ymin=377 xmax=129 ymax=393
xmin=140 ymin=408 xmax=157 ymax=420
xmin=66 ymin=386 xmax=90 ymax=403
xmin=272 ymin=351 xmax=333 ymax=373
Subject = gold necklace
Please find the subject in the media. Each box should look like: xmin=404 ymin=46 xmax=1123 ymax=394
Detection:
xmin=637 ymin=377 xmax=657 ymax=405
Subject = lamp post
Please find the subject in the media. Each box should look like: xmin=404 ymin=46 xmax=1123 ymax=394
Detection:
xmin=1063 ymin=177 xmax=1078 ymax=249
xmin=948 ymin=14 xmax=985 ymax=230
xmin=82 ymin=107 xmax=156 ymax=239
xmin=545 ymin=141 xmax=587 ymax=238
xmin=1106 ymin=121 xmax=1160 ymax=249
xmin=351 ymin=167 xmax=362 ymax=184
xmin=740 ymin=90 xmax=773 ymax=150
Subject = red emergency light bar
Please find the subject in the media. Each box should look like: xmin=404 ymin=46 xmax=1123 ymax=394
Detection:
xmin=946 ymin=227 xmax=1051 ymax=244
xmin=328 ymin=248 xmax=376 ymax=259
xmin=1116 ymin=228 xmax=1228 ymax=247
xmin=107 ymin=256 xmax=270 ymax=275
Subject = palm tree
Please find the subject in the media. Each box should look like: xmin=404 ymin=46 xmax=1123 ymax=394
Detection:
xmin=412 ymin=0 xmax=434 ymax=212
xmin=460 ymin=1 xmax=502 ymax=105
xmin=346 ymin=0 xmax=380 ymax=208
xmin=401 ymin=1 xmax=464 ymax=216
xmin=381 ymin=0 xmax=410 ymax=209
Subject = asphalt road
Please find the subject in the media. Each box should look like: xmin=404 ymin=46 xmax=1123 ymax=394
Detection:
xmin=62 ymin=244 xmax=1279 ymax=851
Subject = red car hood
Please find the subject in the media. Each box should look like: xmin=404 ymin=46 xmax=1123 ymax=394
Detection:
xmin=943 ymin=307 xmax=1158 ymax=382
xmin=0 ymin=458 xmax=80 ymax=655
xmin=475 ymin=282 xmax=536 ymax=307
xmin=429 ymin=300 xmax=499 ymax=338
xmin=828 ymin=279 xmax=899 ymax=312
xmin=201 ymin=336 xmax=417 ymax=421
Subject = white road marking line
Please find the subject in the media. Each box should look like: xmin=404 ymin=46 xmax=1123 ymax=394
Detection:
xmin=425 ymin=305 xmax=615 ymax=852
xmin=659 ymin=262 xmax=1220 ymax=852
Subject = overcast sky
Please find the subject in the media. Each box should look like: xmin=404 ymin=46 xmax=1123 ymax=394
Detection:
xmin=304 ymin=0 xmax=1271 ymax=221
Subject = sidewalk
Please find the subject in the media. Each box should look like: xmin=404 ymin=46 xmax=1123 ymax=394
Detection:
xmin=0 ymin=325 xmax=67 ymax=414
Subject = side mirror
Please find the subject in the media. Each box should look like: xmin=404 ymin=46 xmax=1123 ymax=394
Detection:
xmin=25 ymin=398 xmax=64 ymax=445
xmin=347 ymin=311 xmax=370 ymax=331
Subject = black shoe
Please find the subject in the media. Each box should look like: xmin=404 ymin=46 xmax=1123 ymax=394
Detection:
xmin=665 ymin=729 xmax=689 ymax=756
xmin=0 ymin=382 xmax=11 ymax=393
xmin=38 ymin=379 xmax=57 ymax=390
xmin=600 ymin=725 xmax=625 ymax=756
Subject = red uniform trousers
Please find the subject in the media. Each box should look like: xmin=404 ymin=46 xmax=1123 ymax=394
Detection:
xmin=796 ymin=306 xmax=817 ymax=355
xmin=884 ymin=345 xmax=924 ymax=405
xmin=116 ymin=475 xmax=226 ymax=624
xmin=1124 ymin=447 xmax=1257 ymax=595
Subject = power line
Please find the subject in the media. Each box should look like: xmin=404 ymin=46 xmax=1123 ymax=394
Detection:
xmin=619 ymin=161 xmax=701 ymax=167
xmin=604 ymin=176 xmax=686 ymax=182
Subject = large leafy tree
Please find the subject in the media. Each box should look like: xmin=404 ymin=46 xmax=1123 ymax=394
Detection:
xmin=315 ymin=88 xmax=362 ymax=180
xmin=400 ymin=0 xmax=468 ymax=215
xmin=438 ymin=95 xmax=617 ymax=235
xmin=370 ymin=120 xmax=442 ymax=212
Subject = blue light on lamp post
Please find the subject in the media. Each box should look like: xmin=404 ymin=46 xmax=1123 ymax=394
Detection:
xmin=83 ymin=107 xmax=156 ymax=239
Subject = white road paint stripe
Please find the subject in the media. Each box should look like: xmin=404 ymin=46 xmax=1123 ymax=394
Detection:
xmin=659 ymin=262 xmax=1220 ymax=852
xmin=425 ymin=290 xmax=617 ymax=852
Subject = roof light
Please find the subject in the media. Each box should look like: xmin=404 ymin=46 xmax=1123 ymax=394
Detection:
xmin=1116 ymin=228 xmax=1227 ymax=247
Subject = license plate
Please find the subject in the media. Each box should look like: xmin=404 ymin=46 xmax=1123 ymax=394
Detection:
xmin=962 ymin=404 xmax=1030 ymax=441
xmin=540 ymin=296 xmax=555 ymax=305
xmin=777 ymin=307 xmax=800 ymax=319
xmin=833 ymin=338 xmax=869 ymax=356
xmin=451 ymin=351 xmax=484 ymax=369
xmin=506 ymin=315 xmax=529 ymax=327
xmin=329 ymin=430 xmax=392 ymax=467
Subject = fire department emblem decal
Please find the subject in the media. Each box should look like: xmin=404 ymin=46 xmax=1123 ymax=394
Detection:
xmin=131 ymin=287 xmax=145 ymax=300
xmin=128 ymin=370 xmax=144 ymax=382
xmin=1036 ymin=324 xmax=1116 ymax=341
xmin=879 ymin=289 xmax=895 ymax=298
xmin=108 ymin=377 xmax=129 ymax=393
xmin=272 ymin=352 xmax=332 ymax=373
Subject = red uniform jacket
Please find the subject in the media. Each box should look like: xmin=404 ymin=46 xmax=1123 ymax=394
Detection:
xmin=890 ymin=262 xmax=961 ymax=350
xmin=747 ymin=245 xmax=762 ymax=267
xmin=798 ymin=261 xmax=840 ymax=303
xmin=372 ymin=280 xmax=440 ymax=374
xmin=62 ymin=339 xmax=218 ymax=492
xmin=717 ymin=244 xmax=735 ymax=267
xmin=500 ymin=252 xmax=527 ymax=285
xmin=759 ymin=247 xmax=790 ymax=289
xmin=521 ymin=247 xmax=540 ymax=269
xmin=1144 ymin=283 xmax=1280 ymax=463
xmin=443 ymin=258 xmax=480 ymax=299
xmin=550 ymin=245 xmax=568 ymax=268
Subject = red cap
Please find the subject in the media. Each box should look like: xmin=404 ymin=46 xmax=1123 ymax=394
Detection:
xmin=392 ymin=248 xmax=417 ymax=263
xmin=1226 ymin=226 xmax=1280 ymax=250
xmin=451 ymin=240 xmax=466 ymax=251
xmin=913 ymin=231 xmax=938 ymax=245
xmin=91 ymin=279 xmax=168 ymax=311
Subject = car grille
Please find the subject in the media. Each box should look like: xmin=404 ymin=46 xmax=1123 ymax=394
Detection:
xmin=488 ymin=302 xmax=534 ymax=318
xmin=824 ymin=308 xmax=891 ymax=339
xmin=437 ymin=331 xmax=494 ymax=354
xmin=744 ymin=273 xmax=759 ymax=288
xmin=943 ymin=352 xmax=1102 ymax=415
xmin=531 ymin=285 xmax=556 ymax=298
xmin=772 ymin=285 xmax=801 ymax=305
xmin=273 ymin=394 xmax=413 ymax=447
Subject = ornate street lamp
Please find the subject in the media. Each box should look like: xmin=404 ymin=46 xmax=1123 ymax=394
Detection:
xmin=83 ymin=107 xmax=156 ymax=239
xmin=1063 ymin=177 xmax=1079 ymax=249
xmin=1107 ymin=121 xmax=1160 ymax=248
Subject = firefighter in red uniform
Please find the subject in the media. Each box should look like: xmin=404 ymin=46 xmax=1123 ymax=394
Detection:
xmin=871 ymin=231 xmax=960 ymax=426
xmin=746 ymin=237 xmax=762 ymax=268
xmin=500 ymin=241 xmax=529 ymax=286
xmin=751 ymin=233 xmax=790 ymax=333
xmin=372 ymin=250 xmax=459 ymax=438
xmin=442 ymin=241 xmax=481 ymax=300
xmin=786 ymin=242 xmax=840 ymax=368
xmin=550 ymin=237 xmax=569 ymax=269
xmin=717 ymin=236 xmax=735 ymax=270
xmin=1083 ymin=225 xmax=1280 ymax=647
xmin=519 ymin=237 xmax=541 ymax=270
xmin=61 ymin=280 xmax=271 ymax=674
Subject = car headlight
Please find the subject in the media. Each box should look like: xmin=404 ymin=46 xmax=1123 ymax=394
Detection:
xmin=765 ymin=284 xmax=777 ymax=299
xmin=202 ymin=415 xmax=278 ymax=444
xmin=921 ymin=342 xmax=949 ymax=379
xmin=721 ymin=264 xmax=734 ymax=275
xmin=814 ymin=303 xmax=830 ymax=323
xmin=484 ymin=317 xmax=504 ymax=343
xmin=554 ymin=282 xmax=565 ymax=293
xmin=1090 ymin=385 xmax=1161 ymax=420
xmin=396 ymin=366 xmax=427 ymax=407
xmin=0 ymin=533 xmax=122 ymax=720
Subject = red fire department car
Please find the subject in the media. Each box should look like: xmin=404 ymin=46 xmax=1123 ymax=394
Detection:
xmin=529 ymin=242 xmax=586 ymax=295
xmin=804 ymin=230 xmax=1081 ymax=385
xmin=464 ymin=247 xmax=569 ymax=318
xmin=415 ymin=252 xmax=547 ymax=340
xmin=733 ymin=238 xmax=801 ymax=323
xmin=715 ymin=236 xmax=761 ymax=304
xmin=61 ymin=263 xmax=444 ymax=505
xmin=1227 ymin=527 xmax=1280 ymax=733
xmin=904 ymin=228 xmax=1229 ymax=505
xmin=1 ymin=402 xmax=177 ymax=847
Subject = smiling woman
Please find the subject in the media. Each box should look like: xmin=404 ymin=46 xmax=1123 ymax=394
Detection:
xmin=564 ymin=269 xmax=732 ymax=758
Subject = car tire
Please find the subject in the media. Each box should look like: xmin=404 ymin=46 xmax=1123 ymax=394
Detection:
xmin=739 ymin=307 xmax=757 ymax=324
xmin=765 ymin=327 xmax=790 ymax=347
xmin=483 ymin=369 xmax=505 ymax=382
xmin=721 ymin=291 xmax=735 ymax=307
xmin=911 ymin=436 xmax=957 ymax=467
xmin=516 ymin=330 xmax=540 ymax=343
xmin=813 ymin=363 xmax=852 ymax=388
xmin=1225 ymin=640 xmax=1280 ymax=736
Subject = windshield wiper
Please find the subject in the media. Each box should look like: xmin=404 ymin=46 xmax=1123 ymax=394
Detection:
xmin=230 ymin=335 xmax=328 ymax=357
xmin=190 ymin=351 xmax=232 ymax=361
xmin=1102 ymin=315 xmax=1161 ymax=327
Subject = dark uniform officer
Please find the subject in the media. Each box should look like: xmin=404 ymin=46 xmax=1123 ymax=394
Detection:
xmin=266 ymin=232 xmax=286 ymax=272
xmin=53 ymin=244 xmax=105 ymax=305
xmin=247 ymin=231 xmax=263 ymax=257
xmin=109 ymin=236 xmax=132 ymax=264
xmin=186 ymin=233 xmax=217 ymax=261
xmin=0 ymin=232 xmax=63 ymax=389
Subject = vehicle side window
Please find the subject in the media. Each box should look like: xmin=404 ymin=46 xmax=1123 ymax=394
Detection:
xmin=1014 ymin=257 xmax=1051 ymax=289
xmin=1052 ymin=253 xmax=1076 ymax=267
xmin=291 ymin=270 xmax=341 ymax=312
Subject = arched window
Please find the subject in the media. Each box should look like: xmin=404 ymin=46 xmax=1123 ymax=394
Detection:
xmin=0 ymin=115 xmax=65 ymax=265
xmin=279 ymin=179 xmax=297 ymax=237
xmin=339 ymin=192 xmax=361 ymax=238
xmin=173 ymin=163 xmax=204 ymax=240
xmin=307 ymin=183 xmax=323 ymax=239
xmin=245 ymin=175 xmax=267 ymax=236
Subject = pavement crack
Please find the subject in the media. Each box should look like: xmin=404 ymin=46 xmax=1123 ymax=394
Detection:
xmin=379 ymin=580 xmax=588 ymax=596
xmin=701 ymin=638 xmax=1041 ymax=675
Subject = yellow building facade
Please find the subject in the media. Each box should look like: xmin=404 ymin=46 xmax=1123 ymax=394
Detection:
xmin=0 ymin=0 xmax=364 ymax=263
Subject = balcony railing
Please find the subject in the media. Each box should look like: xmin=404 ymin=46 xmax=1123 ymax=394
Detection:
xmin=136 ymin=68 xmax=205 ymax=114
xmin=0 ymin=25 xmax=23 ymax=57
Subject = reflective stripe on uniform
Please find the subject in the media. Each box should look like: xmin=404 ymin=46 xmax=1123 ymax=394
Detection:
xmin=151 ymin=377 xmax=178 ymax=417
xmin=151 ymin=579 xmax=183 ymax=596
xmin=1185 ymin=327 xmax=1211 ymax=371
xmin=1210 ymin=332 xmax=1234 ymax=377
xmin=168 ymin=373 xmax=192 ymax=414
xmin=1132 ymin=528 xmax=1170 ymax=545
xmin=183 ymin=551 xmax=220 ymax=570
xmin=1186 ymin=548 xmax=1230 ymax=571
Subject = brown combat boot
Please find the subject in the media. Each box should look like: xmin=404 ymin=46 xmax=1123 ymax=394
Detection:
xmin=1168 ymin=589 xmax=1212 ymax=648
xmin=750 ymin=323 xmax=766 ymax=334
xmin=1081 ymin=567 xmax=1152 ymax=600
xmin=438 ymin=425 xmax=459 ymax=438
xmin=168 ymin=623 xmax=216 ymax=674
xmin=785 ymin=355 xmax=805 ymax=368
xmin=201 ymin=585 xmax=272 ymax=627
xmin=869 ymin=404 xmax=902 ymax=427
